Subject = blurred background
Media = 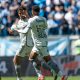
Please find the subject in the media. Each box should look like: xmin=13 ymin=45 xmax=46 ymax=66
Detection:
xmin=0 ymin=0 xmax=80 ymax=77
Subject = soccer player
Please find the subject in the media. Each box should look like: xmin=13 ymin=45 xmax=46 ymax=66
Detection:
xmin=17 ymin=5 xmax=68 ymax=80
xmin=9 ymin=6 xmax=34 ymax=80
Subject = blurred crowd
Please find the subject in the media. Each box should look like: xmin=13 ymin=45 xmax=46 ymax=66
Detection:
xmin=0 ymin=0 xmax=80 ymax=37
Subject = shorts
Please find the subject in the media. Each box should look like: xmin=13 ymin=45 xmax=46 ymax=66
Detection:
xmin=16 ymin=43 xmax=33 ymax=57
xmin=32 ymin=46 xmax=49 ymax=57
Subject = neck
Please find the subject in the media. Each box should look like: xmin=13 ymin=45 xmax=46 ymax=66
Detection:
xmin=33 ymin=14 xmax=38 ymax=17
xmin=21 ymin=18 xmax=27 ymax=21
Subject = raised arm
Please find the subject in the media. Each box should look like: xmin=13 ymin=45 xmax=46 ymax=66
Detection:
xmin=16 ymin=25 xmax=31 ymax=33
xmin=16 ymin=19 xmax=33 ymax=33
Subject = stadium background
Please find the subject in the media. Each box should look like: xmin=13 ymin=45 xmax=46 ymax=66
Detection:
xmin=0 ymin=0 xmax=80 ymax=78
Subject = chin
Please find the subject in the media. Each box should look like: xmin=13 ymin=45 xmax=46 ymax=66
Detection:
xmin=21 ymin=17 xmax=26 ymax=19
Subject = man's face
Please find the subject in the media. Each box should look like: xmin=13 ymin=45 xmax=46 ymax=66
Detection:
xmin=18 ymin=10 xmax=28 ymax=19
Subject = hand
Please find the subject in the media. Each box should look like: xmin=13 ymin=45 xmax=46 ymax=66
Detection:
xmin=8 ymin=28 xmax=13 ymax=34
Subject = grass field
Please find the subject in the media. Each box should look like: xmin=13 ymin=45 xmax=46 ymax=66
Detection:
xmin=1 ymin=76 xmax=80 ymax=80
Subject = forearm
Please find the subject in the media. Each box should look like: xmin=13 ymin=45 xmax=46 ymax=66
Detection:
xmin=17 ymin=27 xmax=30 ymax=33
xmin=11 ymin=24 xmax=18 ymax=31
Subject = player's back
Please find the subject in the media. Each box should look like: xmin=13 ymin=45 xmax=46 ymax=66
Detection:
xmin=30 ymin=16 xmax=48 ymax=47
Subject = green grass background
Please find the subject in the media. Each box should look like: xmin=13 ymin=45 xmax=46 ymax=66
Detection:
xmin=1 ymin=76 xmax=80 ymax=80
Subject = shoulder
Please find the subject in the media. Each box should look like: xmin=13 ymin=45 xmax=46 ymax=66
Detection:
xmin=39 ymin=16 xmax=47 ymax=22
xmin=42 ymin=17 xmax=47 ymax=21
xmin=28 ymin=18 xmax=33 ymax=22
xmin=18 ymin=19 xmax=23 ymax=24
xmin=28 ymin=17 xmax=36 ymax=24
xmin=41 ymin=17 xmax=46 ymax=20
xmin=17 ymin=19 xmax=23 ymax=26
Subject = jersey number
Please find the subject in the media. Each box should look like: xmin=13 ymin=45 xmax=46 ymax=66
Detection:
xmin=36 ymin=25 xmax=46 ymax=38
